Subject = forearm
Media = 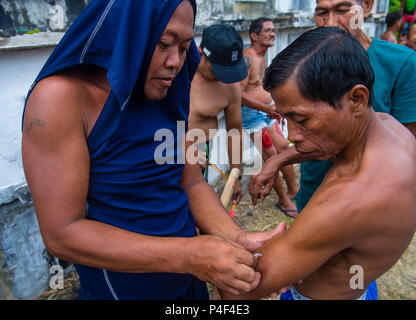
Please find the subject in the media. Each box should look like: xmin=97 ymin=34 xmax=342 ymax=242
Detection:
xmin=267 ymin=146 xmax=314 ymax=170
xmin=221 ymin=233 xmax=296 ymax=300
xmin=45 ymin=218 xmax=191 ymax=274
xmin=186 ymin=177 xmax=242 ymax=240
xmin=241 ymin=92 xmax=269 ymax=113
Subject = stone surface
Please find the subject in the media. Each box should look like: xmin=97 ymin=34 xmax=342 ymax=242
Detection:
xmin=0 ymin=199 xmax=54 ymax=299
xmin=0 ymin=0 xmax=90 ymax=34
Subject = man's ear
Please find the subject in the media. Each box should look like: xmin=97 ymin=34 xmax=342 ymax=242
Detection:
xmin=362 ymin=0 xmax=374 ymax=19
xmin=198 ymin=46 xmax=203 ymax=56
xmin=250 ymin=32 xmax=258 ymax=43
xmin=348 ymin=84 xmax=369 ymax=116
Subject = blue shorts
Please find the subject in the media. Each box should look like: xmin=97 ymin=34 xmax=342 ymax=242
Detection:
xmin=241 ymin=105 xmax=276 ymax=133
xmin=280 ymin=281 xmax=378 ymax=300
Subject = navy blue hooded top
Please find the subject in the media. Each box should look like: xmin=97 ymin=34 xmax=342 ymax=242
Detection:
xmin=24 ymin=0 xmax=205 ymax=299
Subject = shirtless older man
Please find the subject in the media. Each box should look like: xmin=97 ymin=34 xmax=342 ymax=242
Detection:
xmin=188 ymin=24 xmax=247 ymax=203
xmin=222 ymin=27 xmax=416 ymax=300
xmin=241 ymin=17 xmax=298 ymax=217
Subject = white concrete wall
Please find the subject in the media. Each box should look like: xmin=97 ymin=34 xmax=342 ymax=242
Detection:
xmin=0 ymin=47 xmax=54 ymax=205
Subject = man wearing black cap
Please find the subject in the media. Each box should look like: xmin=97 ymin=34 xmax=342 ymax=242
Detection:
xmin=188 ymin=24 xmax=248 ymax=204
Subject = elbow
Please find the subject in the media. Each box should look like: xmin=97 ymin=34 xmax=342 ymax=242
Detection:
xmin=43 ymin=234 xmax=66 ymax=260
xmin=41 ymin=229 xmax=73 ymax=261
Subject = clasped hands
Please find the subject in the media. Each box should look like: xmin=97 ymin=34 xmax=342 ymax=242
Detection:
xmin=188 ymin=222 xmax=286 ymax=297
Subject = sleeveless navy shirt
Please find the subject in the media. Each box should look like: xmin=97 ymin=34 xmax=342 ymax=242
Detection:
xmin=23 ymin=0 xmax=204 ymax=299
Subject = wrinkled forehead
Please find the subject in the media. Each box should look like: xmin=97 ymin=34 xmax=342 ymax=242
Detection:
xmin=271 ymin=80 xmax=309 ymax=112
xmin=315 ymin=0 xmax=362 ymax=7
xmin=262 ymin=20 xmax=275 ymax=28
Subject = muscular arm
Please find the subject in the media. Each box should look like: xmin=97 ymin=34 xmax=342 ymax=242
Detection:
xmin=221 ymin=184 xmax=357 ymax=299
xmin=180 ymin=149 xmax=243 ymax=238
xmin=225 ymin=84 xmax=243 ymax=171
xmin=224 ymin=84 xmax=244 ymax=203
xmin=22 ymin=78 xmax=191 ymax=274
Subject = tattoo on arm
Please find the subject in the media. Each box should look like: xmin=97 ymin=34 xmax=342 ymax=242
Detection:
xmin=244 ymin=56 xmax=251 ymax=69
xmin=259 ymin=64 xmax=265 ymax=80
xmin=26 ymin=118 xmax=45 ymax=134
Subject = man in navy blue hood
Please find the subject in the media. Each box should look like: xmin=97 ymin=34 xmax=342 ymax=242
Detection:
xmin=21 ymin=0 xmax=283 ymax=300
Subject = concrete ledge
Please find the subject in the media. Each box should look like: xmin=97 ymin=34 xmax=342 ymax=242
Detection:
xmin=0 ymin=199 xmax=51 ymax=299
xmin=0 ymin=183 xmax=28 ymax=207
xmin=0 ymin=32 xmax=64 ymax=52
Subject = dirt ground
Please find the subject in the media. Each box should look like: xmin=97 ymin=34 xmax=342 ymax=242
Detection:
xmin=35 ymin=164 xmax=416 ymax=300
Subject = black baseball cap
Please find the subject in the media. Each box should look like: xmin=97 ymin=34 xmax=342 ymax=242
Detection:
xmin=200 ymin=24 xmax=248 ymax=84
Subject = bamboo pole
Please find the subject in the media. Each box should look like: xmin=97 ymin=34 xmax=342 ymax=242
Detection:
xmin=220 ymin=168 xmax=240 ymax=209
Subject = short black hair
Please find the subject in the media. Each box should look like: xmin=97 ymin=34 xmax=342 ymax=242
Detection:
xmin=385 ymin=11 xmax=402 ymax=28
xmin=249 ymin=17 xmax=272 ymax=37
xmin=263 ymin=27 xmax=374 ymax=108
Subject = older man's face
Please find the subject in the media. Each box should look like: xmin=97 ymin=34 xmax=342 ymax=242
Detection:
xmin=144 ymin=1 xmax=194 ymax=101
xmin=257 ymin=21 xmax=276 ymax=48
xmin=314 ymin=0 xmax=370 ymax=36
xmin=271 ymin=79 xmax=353 ymax=160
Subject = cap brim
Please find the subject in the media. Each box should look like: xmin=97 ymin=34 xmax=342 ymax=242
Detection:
xmin=210 ymin=59 xmax=248 ymax=84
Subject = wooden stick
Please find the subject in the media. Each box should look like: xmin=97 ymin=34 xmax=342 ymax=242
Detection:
xmin=220 ymin=168 xmax=240 ymax=209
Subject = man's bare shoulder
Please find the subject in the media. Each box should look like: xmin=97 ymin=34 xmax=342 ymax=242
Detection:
xmin=381 ymin=31 xmax=397 ymax=43
xmin=243 ymin=47 xmax=254 ymax=56
xmin=27 ymin=76 xmax=85 ymax=119
xmin=380 ymin=32 xmax=389 ymax=41
xmin=376 ymin=113 xmax=416 ymax=193
xmin=25 ymin=66 xmax=109 ymax=139
xmin=243 ymin=48 xmax=258 ymax=69
xmin=376 ymin=112 xmax=416 ymax=162
xmin=225 ymin=82 xmax=241 ymax=96
xmin=24 ymin=74 xmax=98 ymax=141
xmin=39 ymin=75 xmax=91 ymax=101
xmin=279 ymin=179 xmax=370 ymax=259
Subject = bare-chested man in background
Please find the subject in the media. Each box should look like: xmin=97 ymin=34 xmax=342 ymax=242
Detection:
xmin=380 ymin=11 xmax=403 ymax=44
xmin=241 ymin=17 xmax=298 ymax=217
xmin=188 ymin=24 xmax=247 ymax=203
xmin=221 ymin=27 xmax=416 ymax=300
